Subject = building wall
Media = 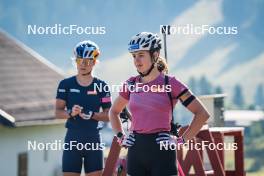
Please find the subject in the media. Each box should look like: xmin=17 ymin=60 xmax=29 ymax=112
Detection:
xmin=199 ymin=97 xmax=215 ymax=126
xmin=0 ymin=124 xmax=66 ymax=176
xmin=199 ymin=95 xmax=226 ymax=127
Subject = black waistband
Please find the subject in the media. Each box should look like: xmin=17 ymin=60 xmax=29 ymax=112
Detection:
xmin=133 ymin=131 xmax=170 ymax=137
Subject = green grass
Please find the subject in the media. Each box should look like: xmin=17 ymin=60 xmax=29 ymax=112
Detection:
xmin=246 ymin=167 xmax=264 ymax=176
xmin=245 ymin=158 xmax=256 ymax=171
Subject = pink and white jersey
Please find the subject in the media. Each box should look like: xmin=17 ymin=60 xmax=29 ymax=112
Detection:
xmin=119 ymin=73 xmax=188 ymax=134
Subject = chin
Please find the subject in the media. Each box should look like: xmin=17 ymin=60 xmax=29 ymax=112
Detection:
xmin=137 ymin=68 xmax=144 ymax=72
xmin=140 ymin=69 xmax=148 ymax=73
xmin=78 ymin=70 xmax=84 ymax=74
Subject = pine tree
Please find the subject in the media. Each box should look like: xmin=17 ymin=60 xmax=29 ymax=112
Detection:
xmin=215 ymin=85 xmax=223 ymax=94
xmin=199 ymin=75 xmax=212 ymax=95
xmin=232 ymin=84 xmax=245 ymax=108
xmin=188 ymin=77 xmax=198 ymax=94
xmin=254 ymin=84 xmax=264 ymax=108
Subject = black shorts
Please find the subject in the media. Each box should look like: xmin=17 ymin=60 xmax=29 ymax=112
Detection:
xmin=62 ymin=129 xmax=104 ymax=173
xmin=127 ymin=132 xmax=177 ymax=176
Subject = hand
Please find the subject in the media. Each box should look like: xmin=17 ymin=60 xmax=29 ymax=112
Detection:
xmin=71 ymin=105 xmax=83 ymax=117
xmin=155 ymin=132 xmax=176 ymax=145
xmin=80 ymin=110 xmax=94 ymax=120
xmin=156 ymin=132 xmax=185 ymax=145
xmin=117 ymin=132 xmax=135 ymax=148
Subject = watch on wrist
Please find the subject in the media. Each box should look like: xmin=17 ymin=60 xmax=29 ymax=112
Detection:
xmin=116 ymin=132 xmax=124 ymax=139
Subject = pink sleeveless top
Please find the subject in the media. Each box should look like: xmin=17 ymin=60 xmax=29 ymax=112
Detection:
xmin=119 ymin=73 xmax=188 ymax=134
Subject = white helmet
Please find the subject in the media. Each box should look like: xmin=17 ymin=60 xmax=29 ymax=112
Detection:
xmin=74 ymin=40 xmax=100 ymax=60
xmin=128 ymin=32 xmax=162 ymax=53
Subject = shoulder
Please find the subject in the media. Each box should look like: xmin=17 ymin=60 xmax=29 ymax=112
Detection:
xmin=166 ymin=75 xmax=188 ymax=95
xmin=58 ymin=76 xmax=75 ymax=86
xmin=125 ymin=75 xmax=139 ymax=84
xmin=93 ymin=77 xmax=109 ymax=86
xmin=93 ymin=77 xmax=111 ymax=95
xmin=167 ymin=75 xmax=186 ymax=86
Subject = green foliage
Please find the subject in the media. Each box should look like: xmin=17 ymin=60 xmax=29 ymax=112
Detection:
xmin=187 ymin=76 xmax=223 ymax=96
xmin=232 ymin=84 xmax=245 ymax=108
xmin=245 ymin=120 xmax=264 ymax=172
xmin=254 ymin=84 xmax=264 ymax=109
xmin=249 ymin=122 xmax=263 ymax=138
xmin=215 ymin=85 xmax=223 ymax=94
xmin=199 ymin=75 xmax=212 ymax=95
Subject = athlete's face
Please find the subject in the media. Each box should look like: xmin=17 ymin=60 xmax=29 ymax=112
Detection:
xmin=76 ymin=58 xmax=95 ymax=75
xmin=132 ymin=51 xmax=152 ymax=73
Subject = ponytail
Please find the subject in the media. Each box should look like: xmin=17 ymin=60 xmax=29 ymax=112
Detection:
xmin=156 ymin=57 xmax=168 ymax=73
xmin=150 ymin=50 xmax=168 ymax=73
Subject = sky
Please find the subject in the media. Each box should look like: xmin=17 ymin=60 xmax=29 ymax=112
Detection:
xmin=1 ymin=0 xmax=264 ymax=104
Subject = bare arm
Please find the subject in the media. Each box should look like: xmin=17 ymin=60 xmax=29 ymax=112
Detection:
xmin=182 ymin=97 xmax=210 ymax=141
xmin=55 ymin=99 xmax=70 ymax=119
xmin=109 ymin=95 xmax=128 ymax=134
xmin=92 ymin=108 xmax=110 ymax=122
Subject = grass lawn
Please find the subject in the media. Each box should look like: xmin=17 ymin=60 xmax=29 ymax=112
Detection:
xmin=247 ymin=169 xmax=264 ymax=176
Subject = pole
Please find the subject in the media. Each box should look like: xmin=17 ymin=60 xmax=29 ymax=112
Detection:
xmin=161 ymin=25 xmax=170 ymax=72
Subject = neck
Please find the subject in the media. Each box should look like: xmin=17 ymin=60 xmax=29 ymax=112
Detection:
xmin=76 ymin=73 xmax=93 ymax=86
xmin=140 ymin=67 xmax=160 ymax=83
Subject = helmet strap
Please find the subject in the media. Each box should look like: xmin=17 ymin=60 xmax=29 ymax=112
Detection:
xmin=138 ymin=63 xmax=154 ymax=77
xmin=138 ymin=50 xmax=157 ymax=77
xmin=137 ymin=50 xmax=159 ymax=77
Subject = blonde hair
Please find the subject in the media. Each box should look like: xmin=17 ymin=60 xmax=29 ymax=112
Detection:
xmin=156 ymin=57 xmax=168 ymax=73
xmin=150 ymin=50 xmax=168 ymax=73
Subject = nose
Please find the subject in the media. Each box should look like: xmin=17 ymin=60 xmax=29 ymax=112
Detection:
xmin=80 ymin=60 xmax=86 ymax=66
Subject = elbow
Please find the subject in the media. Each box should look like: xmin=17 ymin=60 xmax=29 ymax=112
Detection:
xmin=195 ymin=108 xmax=210 ymax=123
xmin=109 ymin=108 xmax=114 ymax=121
xmin=202 ymin=109 xmax=210 ymax=121
xmin=109 ymin=107 xmax=119 ymax=122
xmin=55 ymin=109 xmax=60 ymax=119
xmin=54 ymin=110 xmax=58 ymax=119
xmin=104 ymin=110 xmax=110 ymax=122
xmin=105 ymin=117 xmax=110 ymax=122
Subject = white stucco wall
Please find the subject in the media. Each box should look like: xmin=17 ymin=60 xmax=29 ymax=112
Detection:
xmin=0 ymin=124 xmax=66 ymax=176
xmin=0 ymin=123 xmax=115 ymax=176
xmin=199 ymin=96 xmax=215 ymax=126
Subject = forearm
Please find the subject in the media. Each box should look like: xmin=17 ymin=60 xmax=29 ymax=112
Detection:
xmin=109 ymin=110 xmax=124 ymax=134
xmin=92 ymin=111 xmax=109 ymax=122
xmin=182 ymin=111 xmax=209 ymax=141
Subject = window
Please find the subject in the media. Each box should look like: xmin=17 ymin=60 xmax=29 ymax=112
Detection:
xmin=18 ymin=152 xmax=28 ymax=176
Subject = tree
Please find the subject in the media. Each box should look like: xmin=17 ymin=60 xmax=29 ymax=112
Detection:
xmin=254 ymin=84 xmax=264 ymax=109
xmin=198 ymin=75 xmax=212 ymax=95
xmin=214 ymin=85 xmax=223 ymax=94
xmin=188 ymin=77 xmax=198 ymax=94
xmin=232 ymin=84 xmax=245 ymax=108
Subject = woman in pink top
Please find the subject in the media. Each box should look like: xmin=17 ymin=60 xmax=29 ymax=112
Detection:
xmin=109 ymin=32 xmax=210 ymax=176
